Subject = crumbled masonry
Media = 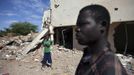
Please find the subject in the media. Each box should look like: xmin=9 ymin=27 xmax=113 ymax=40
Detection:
xmin=0 ymin=33 xmax=134 ymax=75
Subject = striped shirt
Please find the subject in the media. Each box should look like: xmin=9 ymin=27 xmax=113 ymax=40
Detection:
xmin=75 ymin=47 xmax=128 ymax=75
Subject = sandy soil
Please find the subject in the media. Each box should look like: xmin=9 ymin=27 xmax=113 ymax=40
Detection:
xmin=0 ymin=46 xmax=82 ymax=75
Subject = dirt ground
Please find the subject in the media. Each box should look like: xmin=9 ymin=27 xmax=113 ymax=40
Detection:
xmin=0 ymin=33 xmax=134 ymax=75
xmin=0 ymin=43 xmax=134 ymax=75
xmin=0 ymin=47 xmax=134 ymax=75
xmin=0 ymin=46 xmax=82 ymax=75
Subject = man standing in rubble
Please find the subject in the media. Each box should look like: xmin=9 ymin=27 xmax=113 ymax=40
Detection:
xmin=75 ymin=5 xmax=128 ymax=75
xmin=41 ymin=33 xmax=52 ymax=69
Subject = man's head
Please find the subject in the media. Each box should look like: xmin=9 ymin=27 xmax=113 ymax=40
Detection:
xmin=76 ymin=5 xmax=110 ymax=45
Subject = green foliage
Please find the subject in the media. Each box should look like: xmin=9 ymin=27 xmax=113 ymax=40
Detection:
xmin=0 ymin=30 xmax=6 ymax=37
xmin=10 ymin=22 xmax=38 ymax=35
xmin=0 ymin=22 xmax=38 ymax=36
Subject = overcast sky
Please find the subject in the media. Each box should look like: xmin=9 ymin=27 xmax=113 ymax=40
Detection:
xmin=0 ymin=0 xmax=50 ymax=32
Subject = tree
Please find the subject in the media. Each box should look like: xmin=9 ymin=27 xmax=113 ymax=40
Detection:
xmin=0 ymin=30 xmax=6 ymax=36
xmin=10 ymin=22 xmax=38 ymax=35
xmin=0 ymin=28 xmax=12 ymax=36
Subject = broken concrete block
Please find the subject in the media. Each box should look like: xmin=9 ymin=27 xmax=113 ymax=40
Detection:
xmin=34 ymin=58 xmax=39 ymax=62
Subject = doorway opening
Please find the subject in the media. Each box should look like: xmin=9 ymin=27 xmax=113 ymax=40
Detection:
xmin=114 ymin=22 xmax=134 ymax=55
xmin=54 ymin=26 xmax=73 ymax=49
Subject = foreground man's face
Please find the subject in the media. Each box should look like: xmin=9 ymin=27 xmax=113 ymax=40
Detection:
xmin=75 ymin=11 xmax=101 ymax=45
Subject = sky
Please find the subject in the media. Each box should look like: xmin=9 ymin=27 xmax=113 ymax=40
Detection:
xmin=0 ymin=0 xmax=50 ymax=32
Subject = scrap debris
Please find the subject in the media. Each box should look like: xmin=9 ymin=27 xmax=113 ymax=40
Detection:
xmin=116 ymin=54 xmax=134 ymax=74
xmin=0 ymin=34 xmax=134 ymax=75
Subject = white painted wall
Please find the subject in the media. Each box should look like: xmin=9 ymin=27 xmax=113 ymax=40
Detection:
xmin=48 ymin=0 xmax=134 ymax=27
xmin=42 ymin=10 xmax=50 ymax=29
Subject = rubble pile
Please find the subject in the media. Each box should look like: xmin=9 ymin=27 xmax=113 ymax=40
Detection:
xmin=116 ymin=53 xmax=134 ymax=74
xmin=0 ymin=33 xmax=38 ymax=60
xmin=0 ymin=34 xmax=134 ymax=75
xmin=0 ymin=43 xmax=83 ymax=75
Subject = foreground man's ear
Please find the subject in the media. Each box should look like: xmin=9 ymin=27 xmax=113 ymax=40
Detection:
xmin=99 ymin=20 xmax=107 ymax=34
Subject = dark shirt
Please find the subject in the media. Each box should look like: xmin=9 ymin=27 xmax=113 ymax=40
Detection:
xmin=75 ymin=47 xmax=128 ymax=75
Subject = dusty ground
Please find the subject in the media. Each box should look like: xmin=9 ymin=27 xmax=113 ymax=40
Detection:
xmin=0 ymin=46 xmax=83 ymax=75
xmin=0 ymin=35 xmax=134 ymax=75
xmin=0 ymin=46 xmax=134 ymax=75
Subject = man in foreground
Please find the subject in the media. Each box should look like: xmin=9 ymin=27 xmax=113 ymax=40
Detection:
xmin=75 ymin=5 xmax=128 ymax=75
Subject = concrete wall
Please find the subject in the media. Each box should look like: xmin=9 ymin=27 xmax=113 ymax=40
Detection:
xmin=50 ymin=0 xmax=134 ymax=27
xmin=42 ymin=10 xmax=51 ymax=29
xmin=42 ymin=0 xmax=134 ymax=51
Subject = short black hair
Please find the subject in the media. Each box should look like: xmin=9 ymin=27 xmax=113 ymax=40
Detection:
xmin=79 ymin=4 xmax=110 ymax=32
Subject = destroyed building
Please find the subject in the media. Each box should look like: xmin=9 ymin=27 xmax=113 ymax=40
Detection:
xmin=7 ymin=0 xmax=134 ymax=59
xmin=0 ymin=0 xmax=134 ymax=75
xmin=42 ymin=0 xmax=134 ymax=55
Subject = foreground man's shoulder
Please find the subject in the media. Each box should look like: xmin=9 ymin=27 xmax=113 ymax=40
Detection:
xmin=101 ymin=51 xmax=128 ymax=75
